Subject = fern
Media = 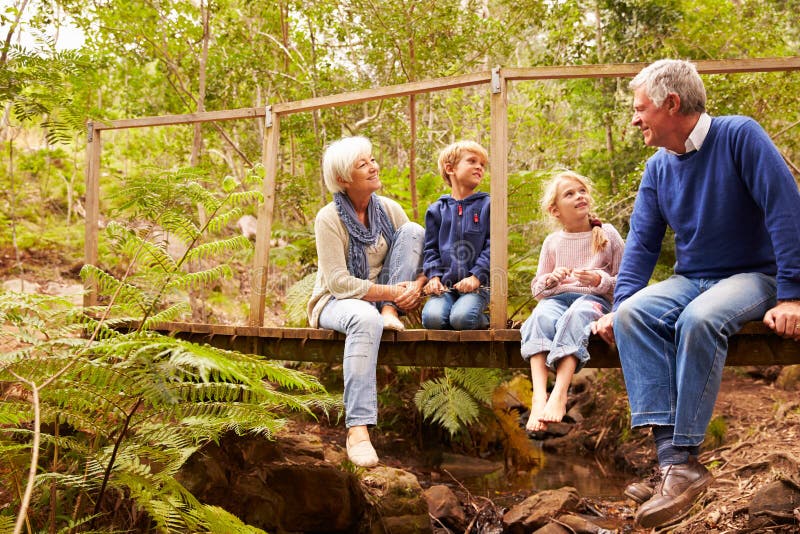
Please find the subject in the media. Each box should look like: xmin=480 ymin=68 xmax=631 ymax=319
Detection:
xmin=284 ymin=272 xmax=316 ymax=327
xmin=414 ymin=368 xmax=504 ymax=436
xmin=0 ymin=167 xmax=335 ymax=532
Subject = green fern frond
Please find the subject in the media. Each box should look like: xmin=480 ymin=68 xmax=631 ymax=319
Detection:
xmin=118 ymin=235 xmax=179 ymax=273
xmin=284 ymin=272 xmax=316 ymax=327
xmin=225 ymin=190 xmax=264 ymax=207
xmin=183 ymin=181 xmax=222 ymax=213
xmin=79 ymin=265 xmax=148 ymax=309
xmin=159 ymin=210 xmax=201 ymax=244
xmin=445 ymin=367 xmax=503 ymax=405
xmin=414 ymin=376 xmax=482 ymax=436
xmin=184 ymin=236 xmax=252 ymax=263
xmin=206 ymin=206 xmax=243 ymax=233
xmin=200 ymin=505 xmax=268 ymax=533
xmin=165 ymin=265 xmax=233 ymax=291
xmin=142 ymin=302 xmax=191 ymax=328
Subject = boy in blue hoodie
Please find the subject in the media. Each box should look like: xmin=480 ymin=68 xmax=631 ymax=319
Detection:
xmin=421 ymin=141 xmax=490 ymax=330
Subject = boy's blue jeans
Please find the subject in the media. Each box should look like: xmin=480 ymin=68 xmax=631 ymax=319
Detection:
xmin=318 ymin=222 xmax=423 ymax=428
xmin=421 ymin=288 xmax=490 ymax=330
xmin=614 ymin=273 xmax=776 ymax=446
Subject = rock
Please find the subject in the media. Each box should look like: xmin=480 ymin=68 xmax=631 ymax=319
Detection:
xmin=361 ymin=466 xmax=432 ymax=534
xmin=178 ymin=431 xmax=367 ymax=533
xmin=503 ymin=487 xmax=581 ymax=533
xmin=531 ymin=523 xmax=570 ymax=534
xmin=237 ymin=215 xmax=258 ymax=241
xmin=423 ymin=484 xmax=466 ymax=531
xmin=775 ymin=365 xmax=800 ymax=391
xmin=42 ymin=282 xmax=85 ymax=304
xmin=556 ymin=513 xmax=603 ymax=533
xmin=2 ymin=279 xmax=38 ymax=293
xmin=748 ymin=479 xmax=800 ymax=528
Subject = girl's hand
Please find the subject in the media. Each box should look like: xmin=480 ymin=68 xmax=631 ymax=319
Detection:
xmin=573 ymin=269 xmax=601 ymax=287
xmin=453 ymin=275 xmax=480 ymax=293
xmin=545 ymin=267 xmax=572 ymax=288
xmin=423 ymin=277 xmax=446 ymax=296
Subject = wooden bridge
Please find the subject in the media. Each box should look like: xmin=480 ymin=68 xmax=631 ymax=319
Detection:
xmin=84 ymin=58 xmax=800 ymax=367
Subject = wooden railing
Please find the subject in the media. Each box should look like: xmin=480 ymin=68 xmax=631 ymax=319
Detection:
xmin=85 ymin=57 xmax=800 ymax=337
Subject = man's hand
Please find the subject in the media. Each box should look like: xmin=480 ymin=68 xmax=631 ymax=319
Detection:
xmin=763 ymin=301 xmax=800 ymax=341
xmin=591 ymin=312 xmax=616 ymax=345
xmin=453 ymin=275 xmax=481 ymax=293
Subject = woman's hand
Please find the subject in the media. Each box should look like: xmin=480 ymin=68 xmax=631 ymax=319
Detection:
xmin=394 ymin=281 xmax=423 ymax=312
xmin=423 ymin=276 xmax=446 ymax=296
xmin=453 ymin=275 xmax=480 ymax=293
xmin=573 ymin=269 xmax=601 ymax=287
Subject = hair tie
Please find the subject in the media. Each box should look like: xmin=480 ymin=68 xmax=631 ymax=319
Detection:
xmin=589 ymin=216 xmax=602 ymax=228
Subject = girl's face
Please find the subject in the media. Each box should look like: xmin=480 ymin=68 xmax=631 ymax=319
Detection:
xmin=550 ymin=177 xmax=592 ymax=226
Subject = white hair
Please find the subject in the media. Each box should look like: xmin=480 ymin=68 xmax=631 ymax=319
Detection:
xmin=630 ymin=59 xmax=706 ymax=114
xmin=322 ymin=136 xmax=372 ymax=193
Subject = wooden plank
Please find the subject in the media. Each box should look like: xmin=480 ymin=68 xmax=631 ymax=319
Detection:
xmin=249 ymin=110 xmax=281 ymax=326
xmin=504 ymin=57 xmax=800 ymax=81
xmin=425 ymin=330 xmax=462 ymax=342
xmin=272 ymin=72 xmax=491 ymax=115
xmin=489 ymin=68 xmax=509 ymax=328
xmin=395 ymin=329 xmax=428 ymax=342
xmin=83 ymin=124 xmax=101 ymax=307
xmin=92 ymin=107 xmax=265 ymax=131
xmin=459 ymin=330 xmax=494 ymax=342
xmin=494 ymin=329 xmax=521 ymax=341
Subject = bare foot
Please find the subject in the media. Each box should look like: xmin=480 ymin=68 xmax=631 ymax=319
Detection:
xmin=526 ymin=396 xmax=548 ymax=432
xmin=381 ymin=307 xmax=405 ymax=331
xmin=539 ymin=388 xmax=568 ymax=423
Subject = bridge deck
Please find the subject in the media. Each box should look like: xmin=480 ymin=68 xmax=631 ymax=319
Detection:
xmin=148 ymin=321 xmax=799 ymax=369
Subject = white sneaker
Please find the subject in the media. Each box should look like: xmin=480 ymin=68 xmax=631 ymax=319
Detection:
xmin=382 ymin=313 xmax=405 ymax=331
xmin=346 ymin=436 xmax=379 ymax=467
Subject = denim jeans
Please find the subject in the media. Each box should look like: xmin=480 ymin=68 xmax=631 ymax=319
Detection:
xmin=319 ymin=222 xmax=423 ymax=428
xmin=614 ymin=273 xmax=776 ymax=446
xmin=520 ymin=292 xmax=610 ymax=371
xmin=421 ymin=288 xmax=489 ymax=330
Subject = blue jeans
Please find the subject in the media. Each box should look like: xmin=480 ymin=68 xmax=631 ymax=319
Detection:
xmin=421 ymin=288 xmax=489 ymax=330
xmin=614 ymin=273 xmax=776 ymax=446
xmin=319 ymin=222 xmax=423 ymax=428
xmin=520 ymin=292 xmax=610 ymax=371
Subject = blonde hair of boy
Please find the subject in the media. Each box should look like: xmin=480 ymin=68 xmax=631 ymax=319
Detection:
xmin=540 ymin=171 xmax=608 ymax=254
xmin=437 ymin=141 xmax=489 ymax=186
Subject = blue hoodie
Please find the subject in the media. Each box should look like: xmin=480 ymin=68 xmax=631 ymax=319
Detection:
xmin=423 ymin=192 xmax=491 ymax=286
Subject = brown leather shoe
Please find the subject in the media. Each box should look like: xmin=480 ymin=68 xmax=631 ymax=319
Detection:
xmin=624 ymin=466 xmax=661 ymax=504
xmin=624 ymin=479 xmax=656 ymax=504
xmin=635 ymin=457 xmax=712 ymax=528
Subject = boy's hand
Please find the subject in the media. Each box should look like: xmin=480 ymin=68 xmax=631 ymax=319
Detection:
xmin=453 ymin=275 xmax=480 ymax=293
xmin=423 ymin=277 xmax=446 ymax=296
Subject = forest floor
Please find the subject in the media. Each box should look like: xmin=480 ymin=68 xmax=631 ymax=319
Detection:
xmin=2 ymin=252 xmax=799 ymax=533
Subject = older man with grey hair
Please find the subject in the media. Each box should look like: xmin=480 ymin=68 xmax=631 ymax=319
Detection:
xmin=592 ymin=59 xmax=800 ymax=528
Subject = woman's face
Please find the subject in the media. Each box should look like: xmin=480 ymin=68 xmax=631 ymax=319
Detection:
xmin=342 ymin=152 xmax=381 ymax=197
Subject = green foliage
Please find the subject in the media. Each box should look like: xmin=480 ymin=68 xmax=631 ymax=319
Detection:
xmin=705 ymin=416 xmax=728 ymax=449
xmin=0 ymin=168 xmax=335 ymax=532
xmin=414 ymin=368 xmax=504 ymax=436
xmin=284 ymin=272 xmax=317 ymax=327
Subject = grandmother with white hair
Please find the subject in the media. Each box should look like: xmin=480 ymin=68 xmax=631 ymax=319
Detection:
xmin=307 ymin=136 xmax=426 ymax=467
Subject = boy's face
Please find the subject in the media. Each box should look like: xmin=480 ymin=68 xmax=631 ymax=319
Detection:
xmin=447 ymin=151 xmax=486 ymax=191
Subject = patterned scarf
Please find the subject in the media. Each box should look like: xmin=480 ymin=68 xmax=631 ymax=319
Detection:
xmin=334 ymin=192 xmax=396 ymax=280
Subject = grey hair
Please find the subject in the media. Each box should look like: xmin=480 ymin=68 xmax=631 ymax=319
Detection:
xmin=322 ymin=136 xmax=373 ymax=193
xmin=629 ymin=59 xmax=706 ymax=114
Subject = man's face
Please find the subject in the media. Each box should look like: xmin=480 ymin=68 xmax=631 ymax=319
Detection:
xmin=631 ymin=86 xmax=675 ymax=149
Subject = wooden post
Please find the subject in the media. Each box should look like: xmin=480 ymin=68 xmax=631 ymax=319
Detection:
xmin=489 ymin=68 xmax=508 ymax=329
xmin=83 ymin=122 xmax=101 ymax=307
xmin=249 ymin=107 xmax=280 ymax=326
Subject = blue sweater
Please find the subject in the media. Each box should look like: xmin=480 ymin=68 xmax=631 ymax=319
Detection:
xmin=614 ymin=116 xmax=800 ymax=309
xmin=423 ymin=192 xmax=491 ymax=286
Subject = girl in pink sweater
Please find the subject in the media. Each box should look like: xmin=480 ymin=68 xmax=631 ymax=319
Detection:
xmin=521 ymin=171 xmax=625 ymax=432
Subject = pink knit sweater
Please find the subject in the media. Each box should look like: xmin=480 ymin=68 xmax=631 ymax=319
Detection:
xmin=530 ymin=224 xmax=625 ymax=303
